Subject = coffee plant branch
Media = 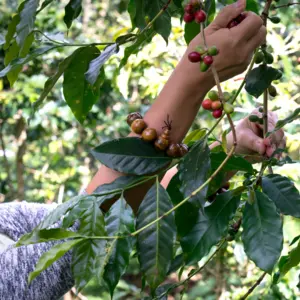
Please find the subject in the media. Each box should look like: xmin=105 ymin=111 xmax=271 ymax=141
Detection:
xmin=273 ymin=2 xmax=300 ymax=8
xmin=240 ymin=272 xmax=267 ymax=300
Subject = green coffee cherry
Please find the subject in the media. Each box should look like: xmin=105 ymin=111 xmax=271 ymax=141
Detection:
xmin=268 ymin=85 xmax=278 ymax=97
xmin=264 ymin=51 xmax=274 ymax=64
xmin=196 ymin=46 xmax=206 ymax=55
xmin=249 ymin=115 xmax=259 ymax=122
xmin=207 ymin=46 xmax=219 ymax=56
xmin=200 ymin=61 xmax=209 ymax=72
xmin=223 ymin=103 xmax=234 ymax=114
xmin=208 ymin=90 xmax=219 ymax=101
xmin=258 ymin=107 xmax=264 ymax=113
xmin=223 ymin=92 xmax=231 ymax=102
xmin=258 ymin=117 xmax=264 ymax=125
xmin=275 ymin=70 xmax=283 ymax=80
xmin=270 ymin=16 xmax=281 ymax=24
xmin=255 ymin=51 xmax=265 ymax=64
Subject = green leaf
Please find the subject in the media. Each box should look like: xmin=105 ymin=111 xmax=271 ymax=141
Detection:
xmin=103 ymin=197 xmax=135 ymax=297
xmin=205 ymin=0 xmax=216 ymax=25
xmin=262 ymin=174 xmax=300 ymax=218
xmin=181 ymin=188 xmax=242 ymax=265
xmin=183 ymin=128 xmax=206 ymax=147
xmin=85 ymin=44 xmax=117 ymax=85
xmin=91 ymin=137 xmax=172 ymax=176
xmin=242 ymin=191 xmax=283 ymax=273
xmin=0 ymin=45 xmax=57 ymax=78
xmin=128 ymin=0 xmax=147 ymax=30
xmin=63 ymin=46 xmax=103 ymax=123
xmin=246 ymin=0 xmax=259 ymax=14
xmin=184 ymin=21 xmax=200 ymax=45
xmin=245 ymin=65 xmax=282 ymax=98
xmin=37 ymin=0 xmax=55 ymax=13
xmin=16 ymin=0 xmax=39 ymax=48
xmin=137 ymin=181 xmax=176 ymax=290
xmin=16 ymin=228 xmax=82 ymax=246
xmin=4 ymin=14 xmax=20 ymax=50
xmin=290 ymin=235 xmax=300 ymax=246
xmin=29 ymin=239 xmax=84 ymax=283
xmin=64 ymin=0 xmax=82 ymax=29
xmin=210 ymin=152 xmax=254 ymax=173
xmin=72 ymin=197 xmax=107 ymax=292
xmin=0 ymin=34 xmax=5 ymax=46
xmin=178 ymin=139 xmax=211 ymax=208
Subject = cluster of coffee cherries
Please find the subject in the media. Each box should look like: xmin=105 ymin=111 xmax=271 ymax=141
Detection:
xmin=227 ymin=13 xmax=246 ymax=28
xmin=183 ymin=0 xmax=206 ymax=24
xmin=201 ymin=90 xmax=234 ymax=119
xmin=188 ymin=45 xmax=219 ymax=72
xmin=127 ymin=112 xmax=189 ymax=158
xmin=249 ymin=107 xmax=264 ymax=124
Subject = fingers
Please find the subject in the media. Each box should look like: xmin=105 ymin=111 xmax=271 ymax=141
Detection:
xmin=246 ymin=25 xmax=267 ymax=52
xmin=232 ymin=12 xmax=264 ymax=41
xmin=240 ymin=130 xmax=266 ymax=155
xmin=212 ymin=0 xmax=246 ymax=29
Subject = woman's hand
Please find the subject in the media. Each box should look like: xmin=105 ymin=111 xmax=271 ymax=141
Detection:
xmin=185 ymin=0 xmax=266 ymax=84
xmin=226 ymin=109 xmax=286 ymax=162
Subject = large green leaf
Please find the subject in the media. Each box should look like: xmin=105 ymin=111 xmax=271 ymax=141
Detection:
xmin=103 ymin=197 xmax=135 ymax=297
xmin=64 ymin=0 xmax=82 ymax=29
xmin=181 ymin=188 xmax=242 ymax=265
xmin=242 ymin=191 xmax=283 ymax=273
xmin=127 ymin=0 xmax=147 ymax=30
xmin=184 ymin=22 xmax=200 ymax=45
xmin=246 ymin=0 xmax=259 ymax=13
xmin=183 ymin=128 xmax=206 ymax=147
xmin=0 ymin=45 xmax=57 ymax=78
xmin=91 ymin=137 xmax=172 ymax=176
xmin=85 ymin=44 xmax=117 ymax=85
xmin=245 ymin=65 xmax=282 ymax=98
xmin=63 ymin=46 xmax=103 ymax=123
xmin=29 ymin=239 xmax=84 ymax=283
xmin=16 ymin=0 xmax=39 ymax=48
xmin=262 ymin=174 xmax=300 ymax=218
xmin=72 ymin=197 xmax=107 ymax=291
xmin=178 ymin=139 xmax=211 ymax=208
xmin=37 ymin=0 xmax=55 ymax=13
xmin=137 ymin=181 xmax=176 ymax=290
xmin=4 ymin=14 xmax=20 ymax=50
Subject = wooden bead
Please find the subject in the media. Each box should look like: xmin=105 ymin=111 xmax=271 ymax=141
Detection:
xmin=155 ymin=137 xmax=169 ymax=151
xmin=127 ymin=112 xmax=143 ymax=126
xmin=131 ymin=119 xmax=147 ymax=134
xmin=179 ymin=144 xmax=189 ymax=157
xmin=166 ymin=143 xmax=181 ymax=158
xmin=142 ymin=128 xmax=157 ymax=142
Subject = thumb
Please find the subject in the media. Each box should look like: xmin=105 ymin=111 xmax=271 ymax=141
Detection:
xmin=211 ymin=0 xmax=246 ymax=29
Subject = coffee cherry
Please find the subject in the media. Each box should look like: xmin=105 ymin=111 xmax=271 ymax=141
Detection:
xmin=142 ymin=128 xmax=157 ymax=142
xmin=179 ymin=143 xmax=189 ymax=156
xmin=275 ymin=70 xmax=283 ymax=80
xmin=203 ymin=55 xmax=213 ymax=65
xmin=195 ymin=46 xmax=206 ymax=55
xmin=127 ymin=112 xmax=143 ymax=126
xmin=268 ymin=85 xmax=277 ymax=97
xmin=166 ymin=143 xmax=181 ymax=158
xmin=212 ymin=109 xmax=223 ymax=119
xmin=270 ymin=16 xmax=281 ymax=24
xmin=227 ymin=20 xmax=238 ymax=28
xmin=249 ymin=115 xmax=259 ymax=122
xmin=223 ymin=181 xmax=230 ymax=190
xmin=223 ymin=103 xmax=234 ymax=114
xmin=208 ymin=90 xmax=218 ymax=101
xmin=188 ymin=51 xmax=202 ymax=63
xmin=259 ymin=107 xmax=264 ymax=113
xmin=183 ymin=12 xmax=195 ymax=23
xmin=258 ymin=117 xmax=264 ymax=125
xmin=211 ymin=100 xmax=222 ymax=110
xmin=236 ymin=13 xmax=246 ymax=23
xmin=190 ymin=0 xmax=199 ymax=6
xmin=184 ymin=4 xmax=194 ymax=13
xmin=131 ymin=119 xmax=147 ymax=134
xmin=207 ymin=46 xmax=219 ymax=56
xmin=200 ymin=61 xmax=209 ymax=72
xmin=202 ymin=99 xmax=212 ymax=110
xmin=223 ymin=92 xmax=231 ymax=102
xmin=195 ymin=10 xmax=207 ymax=23
xmin=255 ymin=51 xmax=264 ymax=64
xmin=264 ymin=51 xmax=274 ymax=64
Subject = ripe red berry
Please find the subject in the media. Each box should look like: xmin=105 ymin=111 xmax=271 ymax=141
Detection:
xmin=183 ymin=12 xmax=195 ymax=23
xmin=195 ymin=10 xmax=206 ymax=23
xmin=188 ymin=51 xmax=202 ymax=63
xmin=202 ymin=99 xmax=212 ymax=110
xmin=131 ymin=119 xmax=147 ymax=134
xmin=212 ymin=109 xmax=223 ymax=119
xmin=203 ymin=55 xmax=213 ymax=65
xmin=142 ymin=128 xmax=157 ymax=142
xmin=227 ymin=20 xmax=238 ymax=28
xmin=211 ymin=101 xmax=222 ymax=110
xmin=236 ymin=13 xmax=246 ymax=23
xmin=184 ymin=4 xmax=194 ymax=13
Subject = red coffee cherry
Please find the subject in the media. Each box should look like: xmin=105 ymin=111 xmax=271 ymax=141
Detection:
xmin=212 ymin=109 xmax=223 ymax=119
xmin=184 ymin=4 xmax=194 ymax=13
xmin=127 ymin=112 xmax=143 ymax=126
xmin=203 ymin=55 xmax=213 ymax=65
xmin=188 ymin=51 xmax=202 ymax=63
xmin=184 ymin=12 xmax=195 ymax=23
xmin=236 ymin=13 xmax=246 ymax=23
xmin=131 ymin=119 xmax=147 ymax=134
xmin=202 ymin=99 xmax=212 ymax=110
xmin=227 ymin=20 xmax=239 ymax=28
xmin=211 ymin=100 xmax=222 ymax=110
xmin=195 ymin=10 xmax=207 ymax=23
xmin=142 ymin=128 xmax=157 ymax=142
xmin=166 ymin=143 xmax=181 ymax=158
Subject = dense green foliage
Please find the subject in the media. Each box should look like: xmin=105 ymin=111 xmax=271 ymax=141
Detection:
xmin=0 ymin=0 xmax=300 ymax=299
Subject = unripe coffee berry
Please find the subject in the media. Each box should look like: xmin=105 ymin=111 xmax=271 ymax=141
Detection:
xmin=270 ymin=16 xmax=281 ymax=24
xmin=207 ymin=46 xmax=219 ymax=56
xmin=223 ymin=103 xmax=234 ymax=114
xmin=227 ymin=20 xmax=238 ymax=28
xmin=259 ymin=107 xmax=264 ymax=113
xmin=208 ymin=90 xmax=218 ymax=101
xmin=223 ymin=92 xmax=231 ymax=102
xmin=203 ymin=55 xmax=213 ymax=65
xmin=255 ymin=51 xmax=264 ymax=64
xmin=179 ymin=144 xmax=189 ymax=157
xmin=127 ymin=112 xmax=143 ymax=126
xmin=212 ymin=109 xmax=223 ymax=119
xmin=184 ymin=4 xmax=194 ymax=13
xmin=166 ymin=143 xmax=181 ymax=158
xmin=195 ymin=46 xmax=206 ymax=55
xmin=202 ymin=99 xmax=212 ymax=110
xmin=268 ymin=85 xmax=277 ymax=97
xmin=142 ymin=128 xmax=157 ymax=142
xmin=183 ymin=12 xmax=195 ymax=23
xmin=188 ymin=51 xmax=202 ymax=63
xmin=249 ymin=115 xmax=259 ymax=122
xmin=131 ymin=119 xmax=147 ymax=134
xmin=200 ymin=61 xmax=209 ymax=72
xmin=195 ymin=10 xmax=206 ymax=23
xmin=264 ymin=51 xmax=274 ymax=64
xmin=211 ymin=100 xmax=222 ymax=110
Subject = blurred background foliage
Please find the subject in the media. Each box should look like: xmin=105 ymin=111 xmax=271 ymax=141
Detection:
xmin=0 ymin=0 xmax=299 ymax=299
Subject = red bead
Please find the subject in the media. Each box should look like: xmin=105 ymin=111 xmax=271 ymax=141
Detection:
xmin=227 ymin=20 xmax=239 ymax=28
xmin=203 ymin=55 xmax=213 ymax=65
xmin=194 ymin=10 xmax=207 ymax=23
xmin=236 ymin=13 xmax=246 ymax=23
xmin=202 ymin=99 xmax=212 ymax=110
xmin=184 ymin=4 xmax=194 ymax=13
xmin=212 ymin=109 xmax=223 ymax=119
xmin=188 ymin=51 xmax=202 ymax=63
xmin=183 ymin=13 xmax=195 ymax=23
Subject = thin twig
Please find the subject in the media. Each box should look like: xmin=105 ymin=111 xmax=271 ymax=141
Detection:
xmin=273 ymin=2 xmax=300 ymax=8
xmin=240 ymin=272 xmax=267 ymax=300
